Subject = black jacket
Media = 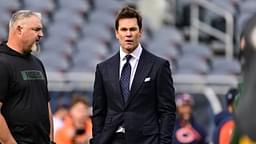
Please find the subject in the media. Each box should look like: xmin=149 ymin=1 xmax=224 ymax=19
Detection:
xmin=92 ymin=48 xmax=176 ymax=144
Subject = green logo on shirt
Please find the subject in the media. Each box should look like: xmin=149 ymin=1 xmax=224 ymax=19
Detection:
xmin=21 ymin=70 xmax=45 ymax=80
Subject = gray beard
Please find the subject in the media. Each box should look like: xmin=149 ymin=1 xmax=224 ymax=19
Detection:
xmin=31 ymin=42 xmax=40 ymax=56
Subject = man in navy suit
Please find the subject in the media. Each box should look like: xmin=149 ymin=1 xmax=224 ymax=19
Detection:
xmin=91 ymin=6 xmax=176 ymax=144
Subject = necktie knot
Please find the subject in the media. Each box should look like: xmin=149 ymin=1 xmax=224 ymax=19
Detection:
xmin=125 ymin=55 xmax=132 ymax=63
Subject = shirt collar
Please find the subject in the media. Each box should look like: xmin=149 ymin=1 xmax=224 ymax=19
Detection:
xmin=120 ymin=44 xmax=142 ymax=61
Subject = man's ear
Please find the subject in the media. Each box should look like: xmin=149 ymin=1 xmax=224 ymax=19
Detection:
xmin=115 ymin=30 xmax=119 ymax=39
xmin=16 ymin=25 xmax=23 ymax=34
xmin=139 ymin=28 xmax=143 ymax=37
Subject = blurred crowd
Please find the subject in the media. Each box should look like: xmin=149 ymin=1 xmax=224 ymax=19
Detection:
xmin=51 ymin=86 xmax=256 ymax=144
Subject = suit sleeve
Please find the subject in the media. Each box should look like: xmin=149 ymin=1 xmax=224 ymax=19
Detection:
xmin=156 ymin=60 xmax=176 ymax=144
xmin=92 ymin=64 xmax=107 ymax=142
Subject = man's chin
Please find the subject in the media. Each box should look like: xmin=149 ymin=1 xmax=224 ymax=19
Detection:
xmin=124 ymin=46 xmax=136 ymax=52
xmin=23 ymin=44 xmax=35 ymax=54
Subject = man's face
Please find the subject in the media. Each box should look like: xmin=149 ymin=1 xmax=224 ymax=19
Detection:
xmin=115 ymin=18 xmax=142 ymax=53
xmin=18 ymin=15 xmax=43 ymax=53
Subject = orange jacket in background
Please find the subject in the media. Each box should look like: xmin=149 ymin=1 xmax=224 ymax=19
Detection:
xmin=55 ymin=116 xmax=92 ymax=144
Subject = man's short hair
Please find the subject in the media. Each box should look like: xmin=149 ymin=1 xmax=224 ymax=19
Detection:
xmin=115 ymin=6 xmax=142 ymax=30
xmin=9 ymin=10 xmax=41 ymax=29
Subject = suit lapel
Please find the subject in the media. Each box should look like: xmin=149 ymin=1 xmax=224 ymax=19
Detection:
xmin=109 ymin=52 xmax=125 ymax=106
xmin=125 ymin=49 xmax=153 ymax=107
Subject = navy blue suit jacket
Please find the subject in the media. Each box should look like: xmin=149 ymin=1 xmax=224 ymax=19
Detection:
xmin=92 ymin=48 xmax=176 ymax=144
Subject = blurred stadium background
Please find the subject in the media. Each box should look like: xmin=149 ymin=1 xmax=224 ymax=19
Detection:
xmin=0 ymin=0 xmax=252 ymax=141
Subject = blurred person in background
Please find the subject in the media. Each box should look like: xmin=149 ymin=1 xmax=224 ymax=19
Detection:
xmin=53 ymin=96 xmax=71 ymax=135
xmin=173 ymin=93 xmax=208 ymax=144
xmin=91 ymin=6 xmax=176 ymax=144
xmin=0 ymin=10 xmax=54 ymax=144
xmin=55 ymin=96 xmax=92 ymax=144
xmin=213 ymin=88 xmax=238 ymax=144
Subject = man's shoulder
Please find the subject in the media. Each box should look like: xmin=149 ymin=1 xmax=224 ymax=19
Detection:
xmin=143 ymin=48 xmax=168 ymax=64
xmin=0 ymin=42 xmax=11 ymax=58
xmin=0 ymin=52 xmax=11 ymax=66
xmin=97 ymin=49 xmax=169 ymax=66
xmin=97 ymin=52 xmax=118 ymax=67
xmin=31 ymin=54 xmax=42 ymax=63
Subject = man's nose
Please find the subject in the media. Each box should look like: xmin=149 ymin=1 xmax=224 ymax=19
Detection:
xmin=125 ymin=30 xmax=132 ymax=36
xmin=39 ymin=30 xmax=44 ymax=37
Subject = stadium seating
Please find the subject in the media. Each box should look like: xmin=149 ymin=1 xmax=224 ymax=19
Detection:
xmin=0 ymin=1 xmax=245 ymax=141
xmin=0 ymin=0 xmax=243 ymax=88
